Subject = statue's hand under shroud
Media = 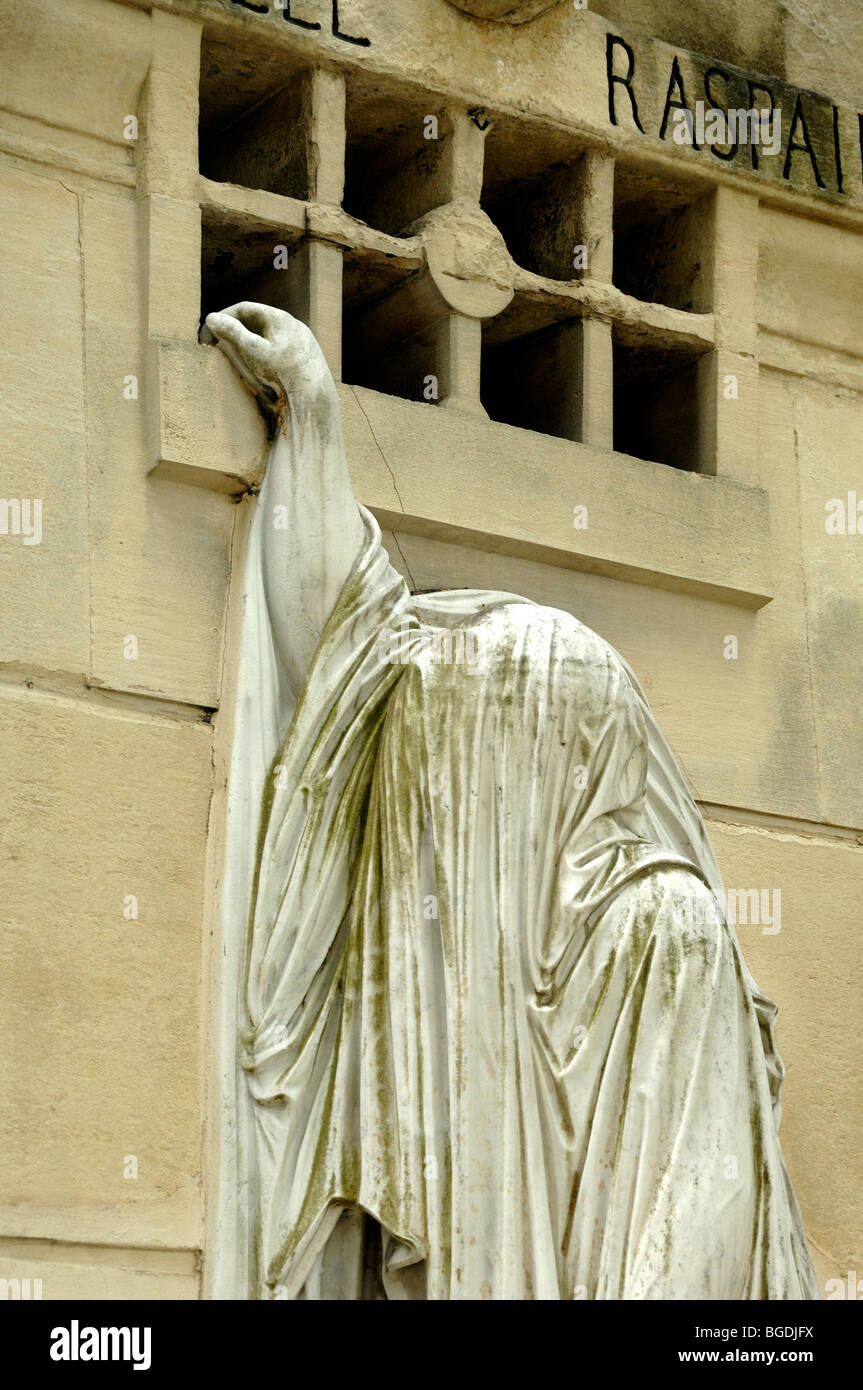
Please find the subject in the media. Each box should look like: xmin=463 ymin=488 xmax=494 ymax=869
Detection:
xmin=203 ymin=301 xmax=338 ymax=427
xmin=202 ymin=300 xmax=365 ymax=702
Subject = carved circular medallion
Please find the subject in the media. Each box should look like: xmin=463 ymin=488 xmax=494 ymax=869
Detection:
xmin=444 ymin=0 xmax=564 ymax=23
xmin=415 ymin=200 xmax=514 ymax=318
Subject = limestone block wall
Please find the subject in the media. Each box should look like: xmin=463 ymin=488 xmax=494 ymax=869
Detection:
xmin=0 ymin=0 xmax=860 ymax=1299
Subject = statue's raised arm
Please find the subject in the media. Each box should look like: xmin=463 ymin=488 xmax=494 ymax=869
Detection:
xmin=205 ymin=302 xmax=365 ymax=701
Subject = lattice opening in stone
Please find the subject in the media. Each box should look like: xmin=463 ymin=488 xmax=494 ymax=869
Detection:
xmin=342 ymin=251 xmax=440 ymax=402
xmin=344 ymin=74 xmax=448 ymax=236
xmin=613 ymin=167 xmax=713 ymax=313
xmin=481 ymin=295 xmax=585 ymax=440
xmin=198 ymin=38 xmax=312 ymax=198
xmin=481 ymin=115 xmax=587 ymax=282
xmin=200 ymin=209 xmax=307 ymax=326
xmin=613 ymin=331 xmax=712 ymax=471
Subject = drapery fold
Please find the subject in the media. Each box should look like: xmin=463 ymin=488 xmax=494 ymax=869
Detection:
xmin=220 ymin=502 xmax=815 ymax=1300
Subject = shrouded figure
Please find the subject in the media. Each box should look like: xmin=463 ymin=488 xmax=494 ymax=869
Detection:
xmin=206 ymin=303 xmax=817 ymax=1301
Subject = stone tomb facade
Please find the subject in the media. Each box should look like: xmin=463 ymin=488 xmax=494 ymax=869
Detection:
xmin=0 ymin=0 xmax=861 ymax=1298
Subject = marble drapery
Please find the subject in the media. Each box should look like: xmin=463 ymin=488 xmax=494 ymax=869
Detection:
xmin=206 ymin=304 xmax=816 ymax=1301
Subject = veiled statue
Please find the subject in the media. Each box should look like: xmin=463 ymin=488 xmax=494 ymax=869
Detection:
xmin=205 ymin=302 xmax=817 ymax=1301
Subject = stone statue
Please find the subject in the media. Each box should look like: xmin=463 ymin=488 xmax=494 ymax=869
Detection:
xmin=205 ymin=302 xmax=817 ymax=1300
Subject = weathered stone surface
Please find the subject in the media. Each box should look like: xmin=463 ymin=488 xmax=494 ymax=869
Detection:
xmin=0 ymin=0 xmax=150 ymax=148
xmin=709 ymin=821 xmax=863 ymax=1279
xmin=73 ymin=187 xmax=237 ymax=709
xmin=0 ymin=1248 xmax=199 ymax=1301
xmin=341 ymin=382 xmax=772 ymax=609
xmin=0 ymin=691 xmax=210 ymax=1249
xmin=758 ymin=207 xmax=863 ymax=356
xmin=0 ymin=167 xmax=90 ymax=673
xmin=151 ymin=339 xmax=269 ymax=493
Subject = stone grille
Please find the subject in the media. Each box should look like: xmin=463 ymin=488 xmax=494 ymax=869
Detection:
xmin=198 ymin=34 xmax=737 ymax=473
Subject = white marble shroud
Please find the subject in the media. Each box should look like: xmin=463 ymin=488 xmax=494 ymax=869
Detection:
xmin=206 ymin=305 xmax=817 ymax=1301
